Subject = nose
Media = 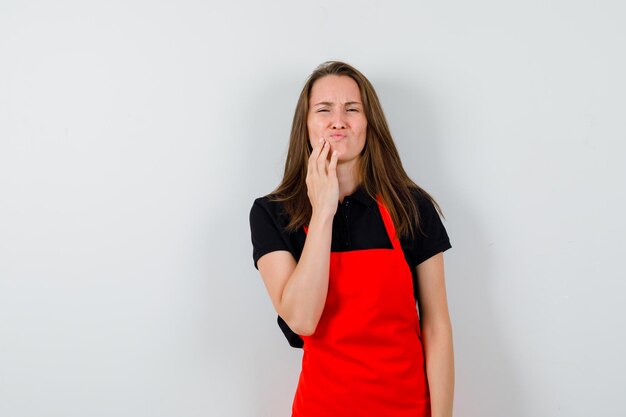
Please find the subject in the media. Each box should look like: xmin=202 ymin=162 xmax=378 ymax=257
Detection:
xmin=330 ymin=112 xmax=347 ymax=129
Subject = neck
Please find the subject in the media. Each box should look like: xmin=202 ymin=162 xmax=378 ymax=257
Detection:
xmin=336 ymin=157 xmax=361 ymax=203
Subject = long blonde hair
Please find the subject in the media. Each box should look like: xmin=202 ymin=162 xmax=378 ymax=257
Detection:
xmin=269 ymin=61 xmax=443 ymax=240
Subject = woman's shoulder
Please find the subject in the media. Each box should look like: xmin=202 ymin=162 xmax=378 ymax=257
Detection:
xmin=250 ymin=193 xmax=290 ymax=226
xmin=401 ymin=185 xmax=451 ymax=265
xmin=251 ymin=193 xmax=273 ymax=210
xmin=405 ymin=185 xmax=448 ymax=235
xmin=252 ymin=192 xmax=284 ymax=210
xmin=407 ymin=185 xmax=437 ymax=212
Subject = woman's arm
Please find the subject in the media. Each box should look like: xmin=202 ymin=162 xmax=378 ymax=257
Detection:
xmin=416 ymin=252 xmax=455 ymax=417
xmin=257 ymin=210 xmax=333 ymax=335
xmin=257 ymin=139 xmax=339 ymax=336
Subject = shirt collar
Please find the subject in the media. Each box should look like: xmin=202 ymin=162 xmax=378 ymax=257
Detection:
xmin=346 ymin=185 xmax=375 ymax=207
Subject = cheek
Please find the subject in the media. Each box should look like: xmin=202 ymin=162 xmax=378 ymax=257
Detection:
xmin=307 ymin=121 xmax=322 ymax=142
xmin=358 ymin=121 xmax=368 ymax=139
xmin=308 ymin=118 xmax=321 ymax=131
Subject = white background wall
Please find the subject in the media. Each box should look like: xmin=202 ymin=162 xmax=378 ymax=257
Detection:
xmin=1 ymin=1 xmax=625 ymax=416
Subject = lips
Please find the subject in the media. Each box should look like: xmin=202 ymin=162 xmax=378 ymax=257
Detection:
xmin=329 ymin=134 xmax=346 ymax=140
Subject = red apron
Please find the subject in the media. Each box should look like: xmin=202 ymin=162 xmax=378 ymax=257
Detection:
xmin=293 ymin=195 xmax=431 ymax=417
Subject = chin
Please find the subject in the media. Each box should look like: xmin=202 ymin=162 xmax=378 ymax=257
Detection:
xmin=337 ymin=153 xmax=360 ymax=163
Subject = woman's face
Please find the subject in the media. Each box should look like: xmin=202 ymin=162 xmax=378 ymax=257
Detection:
xmin=307 ymin=75 xmax=367 ymax=163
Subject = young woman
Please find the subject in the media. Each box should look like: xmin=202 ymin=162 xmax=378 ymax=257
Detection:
xmin=249 ymin=61 xmax=454 ymax=417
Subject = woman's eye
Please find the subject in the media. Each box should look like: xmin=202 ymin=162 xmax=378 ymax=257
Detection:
xmin=347 ymin=108 xmax=359 ymax=112
xmin=317 ymin=109 xmax=329 ymax=112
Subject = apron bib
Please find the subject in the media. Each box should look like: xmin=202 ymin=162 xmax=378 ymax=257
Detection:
xmin=292 ymin=195 xmax=431 ymax=417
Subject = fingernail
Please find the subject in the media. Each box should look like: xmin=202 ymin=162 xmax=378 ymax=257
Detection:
xmin=318 ymin=138 xmax=323 ymax=144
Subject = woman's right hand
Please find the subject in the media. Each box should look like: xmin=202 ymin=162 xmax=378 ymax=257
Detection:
xmin=306 ymin=138 xmax=339 ymax=219
xmin=257 ymin=138 xmax=338 ymax=337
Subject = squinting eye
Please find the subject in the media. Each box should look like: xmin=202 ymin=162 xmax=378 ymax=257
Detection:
xmin=317 ymin=109 xmax=330 ymax=113
xmin=347 ymin=108 xmax=359 ymax=112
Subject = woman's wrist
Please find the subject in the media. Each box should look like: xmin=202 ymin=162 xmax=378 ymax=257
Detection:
xmin=310 ymin=209 xmax=335 ymax=226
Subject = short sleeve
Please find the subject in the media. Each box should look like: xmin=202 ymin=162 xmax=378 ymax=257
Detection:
xmin=250 ymin=197 xmax=305 ymax=349
xmin=249 ymin=197 xmax=291 ymax=270
xmin=408 ymin=190 xmax=452 ymax=267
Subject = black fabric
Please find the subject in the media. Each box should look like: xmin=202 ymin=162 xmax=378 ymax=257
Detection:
xmin=249 ymin=185 xmax=452 ymax=348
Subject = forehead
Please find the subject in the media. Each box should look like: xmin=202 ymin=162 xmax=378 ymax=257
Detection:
xmin=309 ymin=75 xmax=362 ymax=103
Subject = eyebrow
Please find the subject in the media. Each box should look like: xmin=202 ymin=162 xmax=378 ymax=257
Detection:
xmin=312 ymin=101 xmax=362 ymax=107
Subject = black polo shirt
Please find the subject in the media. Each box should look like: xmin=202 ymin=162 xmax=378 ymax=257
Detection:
xmin=249 ymin=186 xmax=452 ymax=348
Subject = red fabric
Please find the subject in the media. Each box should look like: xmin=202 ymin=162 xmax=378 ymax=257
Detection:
xmin=292 ymin=195 xmax=431 ymax=417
